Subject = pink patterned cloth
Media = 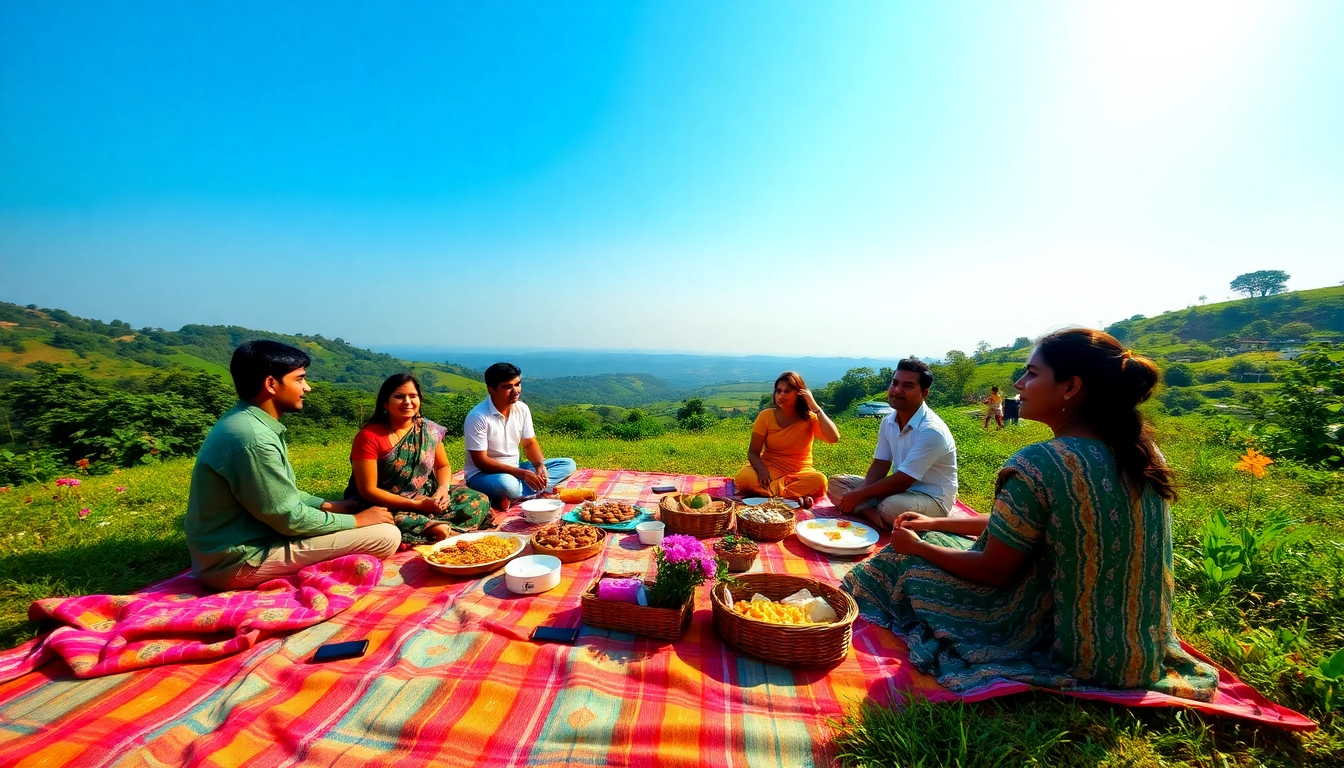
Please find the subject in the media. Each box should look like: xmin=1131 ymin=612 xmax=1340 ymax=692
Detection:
xmin=3 ymin=554 xmax=382 ymax=680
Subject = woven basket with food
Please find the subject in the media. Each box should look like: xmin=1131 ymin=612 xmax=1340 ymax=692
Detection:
xmin=658 ymin=493 xmax=736 ymax=538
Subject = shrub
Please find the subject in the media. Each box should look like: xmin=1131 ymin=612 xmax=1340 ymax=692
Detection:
xmin=1159 ymin=387 xmax=1205 ymax=415
xmin=1165 ymin=363 xmax=1194 ymax=387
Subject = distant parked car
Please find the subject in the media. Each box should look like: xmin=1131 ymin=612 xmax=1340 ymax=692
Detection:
xmin=855 ymin=401 xmax=894 ymax=418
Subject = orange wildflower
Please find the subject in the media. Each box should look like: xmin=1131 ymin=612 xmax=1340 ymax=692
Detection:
xmin=1234 ymin=448 xmax=1273 ymax=479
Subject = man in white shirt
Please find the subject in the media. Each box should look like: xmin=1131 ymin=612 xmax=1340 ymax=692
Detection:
xmin=463 ymin=363 xmax=576 ymax=509
xmin=827 ymin=358 xmax=959 ymax=530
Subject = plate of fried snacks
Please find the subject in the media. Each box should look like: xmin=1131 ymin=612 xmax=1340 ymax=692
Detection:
xmin=422 ymin=531 xmax=530 ymax=576
xmin=724 ymin=588 xmax=841 ymax=626
xmin=796 ymin=517 xmax=879 ymax=555
xmin=561 ymin=500 xmax=651 ymax=531
xmin=530 ymin=522 xmax=608 ymax=563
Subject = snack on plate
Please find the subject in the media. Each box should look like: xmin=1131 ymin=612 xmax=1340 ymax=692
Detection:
xmin=533 ymin=522 xmax=604 ymax=549
xmin=577 ymin=501 xmax=641 ymax=524
xmin=426 ymin=536 xmax=519 ymax=566
xmin=738 ymin=507 xmax=791 ymax=524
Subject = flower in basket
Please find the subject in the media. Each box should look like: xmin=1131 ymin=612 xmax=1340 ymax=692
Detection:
xmin=644 ymin=534 xmax=728 ymax=609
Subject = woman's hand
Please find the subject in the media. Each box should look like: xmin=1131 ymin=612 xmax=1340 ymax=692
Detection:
xmin=413 ymin=496 xmax=441 ymax=514
xmin=755 ymin=466 xmax=772 ymax=489
xmin=893 ymin=511 xmax=936 ymax=531
xmin=430 ymin=486 xmax=451 ymax=512
xmin=799 ymin=388 xmax=822 ymax=413
xmin=888 ymin=526 xmax=925 ymax=554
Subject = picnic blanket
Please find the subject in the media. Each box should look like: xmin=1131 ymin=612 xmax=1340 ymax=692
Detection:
xmin=1 ymin=555 xmax=382 ymax=680
xmin=0 ymin=471 xmax=1314 ymax=768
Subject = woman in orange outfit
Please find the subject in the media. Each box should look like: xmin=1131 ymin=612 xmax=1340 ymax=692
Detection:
xmin=733 ymin=372 xmax=840 ymax=500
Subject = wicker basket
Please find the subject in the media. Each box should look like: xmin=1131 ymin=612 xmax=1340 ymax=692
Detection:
xmin=711 ymin=573 xmax=858 ymax=668
xmin=713 ymin=541 xmax=759 ymax=573
xmin=736 ymin=508 xmax=796 ymax=542
xmin=530 ymin=527 xmax=608 ymax=564
xmin=659 ymin=494 xmax=736 ymax=538
xmin=581 ymin=571 xmax=694 ymax=641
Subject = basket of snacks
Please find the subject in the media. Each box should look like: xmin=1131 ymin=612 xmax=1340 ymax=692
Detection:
xmin=713 ymin=532 xmax=759 ymax=573
xmin=736 ymin=500 xmax=797 ymax=542
xmin=581 ymin=571 xmax=693 ymax=642
xmin=710 ymin=572 xmax=858 ymax=668
xmin=531 ymin=522 xmax=608 ymax=564
xmin=658 ymin=493 xmax=736 ymax=538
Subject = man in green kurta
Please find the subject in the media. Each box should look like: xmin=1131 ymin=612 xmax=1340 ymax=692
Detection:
xmin=185 ymin=340 xmax=400 ymax=590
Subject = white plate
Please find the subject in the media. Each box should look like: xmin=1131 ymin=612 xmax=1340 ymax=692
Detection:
xmin=423 ymin=532 xmax=530 ymax=576
xmin=805 ymin=540 xmax=877 ymax=557
xmin=796 ymin=518 xmax=880 ymax=552
xmin=741 ymin=497 xmax=801 ymax=509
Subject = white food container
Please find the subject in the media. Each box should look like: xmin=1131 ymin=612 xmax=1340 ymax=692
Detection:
xmin=520 ymin=498 xmax=565 ymax=524
xmin=635 ymin=520 xmax=666 ymax=546
xmin=504 ymin=554 xmax=563 ymax=595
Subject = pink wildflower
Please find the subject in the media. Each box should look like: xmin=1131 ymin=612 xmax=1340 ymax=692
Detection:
xmin=115 ymin=486 xmax=126 ymax=493
xmin=78 ymin=508 xmax=91 ymax=520
xmin=55 ymin=478 xmax=81 ymax=488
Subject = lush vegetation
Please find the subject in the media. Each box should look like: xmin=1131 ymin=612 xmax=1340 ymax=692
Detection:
xmin=1 ymin=405 xmax=1341 ymax=764
xmin=3 ymin=289 xmax=1344 ymax=764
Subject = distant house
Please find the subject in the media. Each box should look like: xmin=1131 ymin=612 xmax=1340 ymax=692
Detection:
xmin=1236 ymin=339 xmax=1271 ymax=352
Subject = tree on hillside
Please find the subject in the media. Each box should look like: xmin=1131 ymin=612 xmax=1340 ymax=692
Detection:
xmin=1164 ymin=363 xmax=1193 ymax=388
xmin=1230 ymin=270 xmax=1290 ymax=298
xmin=1274 ymin=321 xmax=1315 ymax=341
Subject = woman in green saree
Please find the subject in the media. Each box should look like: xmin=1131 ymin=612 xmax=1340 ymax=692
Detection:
xmin=345 ymin=374 xmax=492 ymax=544
xmin=843 ymin=328 xmax=1218 ymax=700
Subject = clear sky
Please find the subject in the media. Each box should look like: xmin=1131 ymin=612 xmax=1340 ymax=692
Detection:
xmin=2 ymin=1 xmax=1341 ymax=358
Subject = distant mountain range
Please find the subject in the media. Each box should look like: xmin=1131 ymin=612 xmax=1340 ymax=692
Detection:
xmin=378 ymin=347 xmax=900 ymax=390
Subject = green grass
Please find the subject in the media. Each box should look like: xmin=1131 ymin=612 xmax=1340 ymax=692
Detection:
xmin=164 ymin=352 xmax=230 ymax=378
xmin=1 ymin=409 xmax=1341 ymax=764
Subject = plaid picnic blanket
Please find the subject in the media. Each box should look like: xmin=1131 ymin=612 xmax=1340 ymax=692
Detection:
xmin=0 ymin=471 xmax=1314 ymax=767
xmin=4 ymin=555 xmax=382 ymax=680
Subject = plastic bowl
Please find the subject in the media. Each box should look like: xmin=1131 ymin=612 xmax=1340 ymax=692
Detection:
xmin=520 ymin=498 xmax=565 ymax=524
xmin=635 ymin=520 xmax=666 ymax=546
xmin=504 ymin=554 xmax=563 ymax=595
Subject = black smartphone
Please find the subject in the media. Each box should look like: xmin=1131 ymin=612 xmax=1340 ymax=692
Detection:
xmin=530 ymin=625 xmax=580 ymax=644
xmin=312 ymin=639 xmax=369 ymax=662
xmin=651 ymin=485 xmax=677 ymax=494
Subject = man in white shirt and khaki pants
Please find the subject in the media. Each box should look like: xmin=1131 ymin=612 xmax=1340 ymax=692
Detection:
xmin=828 ymin=358 xmax=959 ymax=531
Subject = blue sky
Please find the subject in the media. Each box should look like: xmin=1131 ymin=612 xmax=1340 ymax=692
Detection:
xmin=2 ymin=1 xmax=1341 ymax=358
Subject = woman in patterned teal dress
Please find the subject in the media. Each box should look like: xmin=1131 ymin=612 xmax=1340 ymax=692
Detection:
xmin=345 ymin=374 xmax=493 ymax=544
xmin=843 ymin=328 xmax=1218 ymax=699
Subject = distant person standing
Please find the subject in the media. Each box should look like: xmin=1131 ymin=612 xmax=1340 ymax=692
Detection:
xmin=983 ymin=385 xmax=1005 ymax=430
xmin=828 ymin=358 xmax=959 ymax=531
xmin=185 ymin=340 xmax=400 ymax=591
xmin=1004 ymin=394 xmax=1021 ymax=426
xmin=463 ymin=363 xmax=577 ymax=509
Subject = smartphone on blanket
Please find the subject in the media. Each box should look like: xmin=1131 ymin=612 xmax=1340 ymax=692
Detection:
xmin=531 ymin=625 xmax=580 ymax=644
xmin=651 ymin=485 xmax=677 ymax=494
xmin=312 ymin=639 xmax=369 ymax=662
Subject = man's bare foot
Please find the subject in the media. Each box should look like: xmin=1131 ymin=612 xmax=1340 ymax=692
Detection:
xmin=425 ymin=523 xmax=452 ymax=541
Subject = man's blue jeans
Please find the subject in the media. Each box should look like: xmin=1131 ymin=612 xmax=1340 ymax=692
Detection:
xmin=465 ymin=458 xmax=577 ymax=506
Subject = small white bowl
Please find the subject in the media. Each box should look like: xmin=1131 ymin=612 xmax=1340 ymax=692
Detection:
xmin=520 ymin=498 xmax=565 ymax=524
xmin=635 ymin=520 xmax=665 ymax=546
xmin=504 ymin=554 xmax=563 ymax=595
